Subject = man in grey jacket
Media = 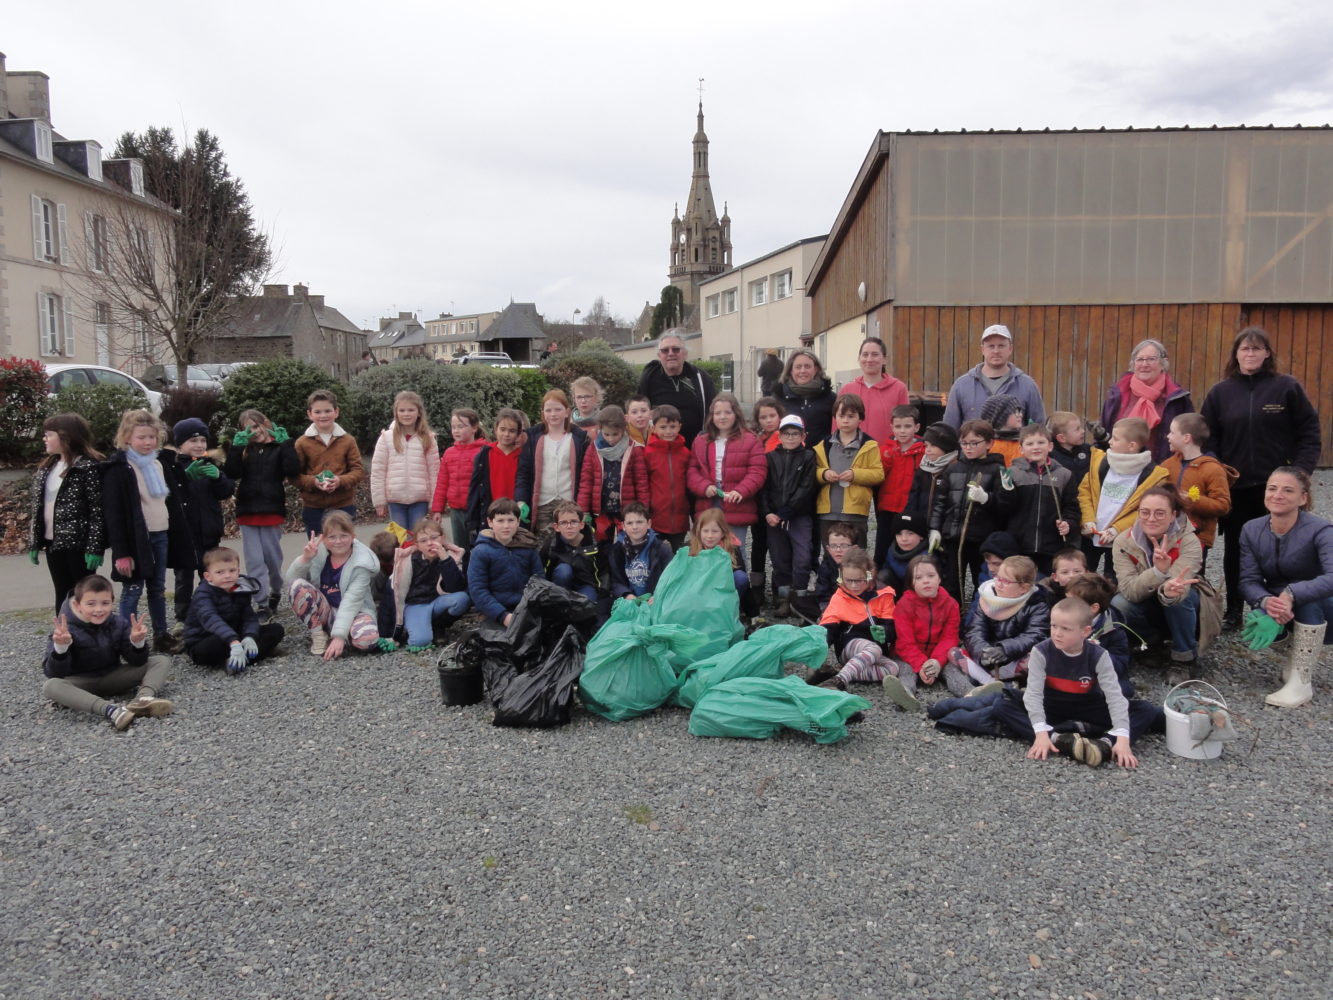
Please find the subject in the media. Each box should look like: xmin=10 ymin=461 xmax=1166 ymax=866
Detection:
xmin=943 ymin=324 xmax=1047 ymax=429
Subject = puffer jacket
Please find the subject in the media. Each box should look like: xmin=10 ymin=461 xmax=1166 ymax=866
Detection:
xmin=813 ymin=432 xmax=884 ymax=518
xmin=292 ymin=423 xmax=364 ymax=510
xmin=1200 ymin=370 xmax=1322 ymax=488
xmin=170 ymin=452 xmax=235 ymax=561
xmin=963 ymin=582 xmax=1050 ymax=663
xmin=431 ymin=437 xmax=486 ymax=513
xmin=44 ymin=596 xmax=149 ymax=679
xmin=283 ymin=540 xmax=381 ymax=640
xmin=578 ymin=440 xmax=649 ymax=520
xmin=541 ymin=524 xmax=606 ymax=594
xmin=642 ymin=435 xmax=692 ymax=535
xmin=879 ymin=438 xmax=925 ymax=513
xmin=225 ymin=437 xmax=299 ymax=518
xmin=687 ymin=431 xmax=768 ymax=526
xmin=184 ymin=574 xmax=261 ymax=648
xmin=893 ymin=589 xmax=962 ymax=673
xmin=1099 ymin=372 xmax=1194 ymax=464
xmin=29 ymin=455 xmax=105 ymax=555
xmin=1077 ymin=450 xmax=1169 ymax=535
xmin=932 ymin=453 xmax=1009 ymax=541
xmin=1000 ymin=458 xmax=1079 ymax=557
xmin=1112 ymin=513 xmax=1204 ymax=606
xmin=759 ymin=445 xmax=818 ymax=521
xmin=467 ymin=527 xmax=543 ymax=622
xmin=1239 ymin=511 xmax=1333 ymax=609
xmin=819 ymin=584 xmax=897 ymax=657
xmin=371 ymin=426 xmax=440 ymax=509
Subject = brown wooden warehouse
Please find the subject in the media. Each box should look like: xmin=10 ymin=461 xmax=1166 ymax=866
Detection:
xmin=806 ymin=125 xmax=1333 ymax=465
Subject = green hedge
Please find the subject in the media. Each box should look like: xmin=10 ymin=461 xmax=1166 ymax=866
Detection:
xmin=217 ymin=358 xmax=345 ymax=442
xmin=540 ymin=345 xmax=640 ymax=411
xmin=52 ymin=383 xmax=145 ymax=452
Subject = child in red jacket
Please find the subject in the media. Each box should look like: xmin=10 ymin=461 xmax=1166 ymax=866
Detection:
xmin=577 ymin=405 xmax=649 ymax=542
xmin=642 ymin=405 xmax=692 ymax=550
xmin=885 ymin=553 xmax=966 ymax=710
xmin=431 ymin=408 xmax=488 ymax=551
xmin=875 ymin=404 xmax=925 ymax=568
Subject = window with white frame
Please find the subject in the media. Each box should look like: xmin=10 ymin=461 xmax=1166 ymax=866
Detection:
xmin=129 ymin=161 xmax=145 ymax=196
xmin=86 ymin=212 xmax=109 ymax=272
xmin=86 ymin=144 xmax=103 ymax=182
xmin=132 ymin=313 xmax=151 ymax=357
xmin=721 ymin=288 xmax=737 ymax=314
xmin=773 ymin=270 xmax=793 ymax=300
xmin=35 ymin=122 xmax=54 ymax=163
xmin=705 ymin=294 xmax=720 ymax=319
xmin=130 ymin=225 xmax=152 ymax=278
xmin=750 ymin=277 xmax=768 ymax=307
xmin=31 ymin=196 xmax=68 ymax=262
xmin=95 ymin=302 xmax=112 ymax=364
xmin=38 ymin=292 xmax=73 ymax=356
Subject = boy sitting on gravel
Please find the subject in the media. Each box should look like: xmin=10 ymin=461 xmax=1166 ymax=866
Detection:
xmin=184 ymin=547 xmax=286 ymax=673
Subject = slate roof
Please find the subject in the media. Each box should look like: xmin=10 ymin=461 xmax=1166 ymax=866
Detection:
xmin=485 ymin=302 xmax=546 ymax=341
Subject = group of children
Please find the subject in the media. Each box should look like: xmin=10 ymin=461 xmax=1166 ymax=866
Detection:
xmin=31 ymin=377 xmax=1233 ymax=761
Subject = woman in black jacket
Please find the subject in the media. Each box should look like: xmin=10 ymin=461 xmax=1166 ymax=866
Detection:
xmin=1200 ymin=327 xmax=1322 ymax=626
xmin=774 ymin=350 xmax=838 ymax=446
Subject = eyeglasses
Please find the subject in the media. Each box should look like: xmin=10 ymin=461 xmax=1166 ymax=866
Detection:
xmin=659 ymin=346 xmax=683 ymax=354
xmin=826 ymin=542 xmax=850 ymax=551
xmin=556 ymin=519 xmax=582 ymax=527
xmin=1133 ymin=355 xmax=1164 ymax=364
xmin=1137 ymin=508 xmax=1170 ymax=519
xmin=959 ymin=438 xmax=988 ymax=448
xmin=994 ymin=575 xmax=1021 ymax=588
xmin=840 ymin=575 xmax=869 ymax=585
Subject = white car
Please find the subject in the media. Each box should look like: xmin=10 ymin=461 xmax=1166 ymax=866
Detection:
xmin=45 ymin=363 xmax=163 ymax=415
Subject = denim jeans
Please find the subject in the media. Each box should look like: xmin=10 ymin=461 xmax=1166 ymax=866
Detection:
xmin=403 ymin=591 xmax=471 ymax=647
xmin=1293 ymin=595 xmax=1333 ymax=644
xmin=302 ymin=505 xmax=357 ymax=537
xmin=388 ymin=501 xmax=429 ymax=533
xmin=551 ymin=563 xmax=598 ymax=603
xmin=120 ymin=530 xmax=170 ymax=632
xmin=1112 ymin=588 xmax=1200 ymax=657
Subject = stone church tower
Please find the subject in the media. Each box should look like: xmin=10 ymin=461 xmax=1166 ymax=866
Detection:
xmin=669 ymin=102 xmax=732 ymax=308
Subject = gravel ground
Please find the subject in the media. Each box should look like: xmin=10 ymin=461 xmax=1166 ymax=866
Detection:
xmin=1 ymin=480 xmax=1330 ymax=999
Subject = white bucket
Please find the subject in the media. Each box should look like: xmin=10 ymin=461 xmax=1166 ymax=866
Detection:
xmin=1163 ymin=680 xmax=1227 ymax=760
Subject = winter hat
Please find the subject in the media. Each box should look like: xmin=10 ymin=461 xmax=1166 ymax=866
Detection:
xmin=172 ymin=417 xmax=210 ymax=448
xmin=893 ymin=511 xmax=927 ymax=538
xmin=778 ymin=414 xmax=805 ymax=432
xmin=922 ymin=421 xmax=959 ymax=453
xmin=978 ymin=530 xmax=1020 ymax=562
xmin=979 ymin=394 xmax=1023 ymax=429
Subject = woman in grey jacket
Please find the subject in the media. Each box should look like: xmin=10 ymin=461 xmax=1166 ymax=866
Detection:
xmin=1240 ymin=467 xmax=1333 ymax=708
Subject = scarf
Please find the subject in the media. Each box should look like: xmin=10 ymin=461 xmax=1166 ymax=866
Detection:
xmin=919 ymin=450 xmax=957 ymax=475
xmin=595 ymin=434 xmax=631 ymax=463
xmin=125 ymin=448 xmax=169 ymax=498
xmin=1104 ymin=449 xmax=1153 ymax=477
xmin=782 ymin=376 xmax=831 ymax=399
xmin=976 ymin=579 xmax=1035 ymax=622
xmin=1123 ymin=374 xmax=1166 ymax=430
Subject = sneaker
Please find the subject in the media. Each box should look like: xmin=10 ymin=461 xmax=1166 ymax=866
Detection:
xmin=107 ymin=705 xmax=135 ymax=731
xmin=881 ymin=674 xmax=922 ymax=713
xmin=126 ymin=694 xmax=174 ymax=718
xmin=1074 ymin=735 xmax=1111 ymax=768
xmin=254 ymin=605 xmax=275 ymax=626
xmin=152 ymin=632 xmax=183 ymax=654
xmin=309 ymin=629 xmax=329 ymax=656
xmin=1050 ymin=732 xmax=1079 ymax=757
xmin=807 ymin=666 xmax=838 ymax=687
xmin=966 ymin=680 xmax=1004 ymax=699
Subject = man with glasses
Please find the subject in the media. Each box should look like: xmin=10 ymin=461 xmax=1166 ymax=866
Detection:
xmin=942 ymin=324 xmax=1046 ymax=429
xmin=636 ymin=328 xmax=716 ymax=445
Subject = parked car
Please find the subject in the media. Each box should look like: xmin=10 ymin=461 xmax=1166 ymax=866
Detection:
xmin=456 ymin=352 xmax=514 ymax=366
xmin=143 ymin=364 xmax=223 ymax=391
xmin=44 ymin=363 xmax=163 ymax=415
xmin=194 ymin=363 xmax=234 ymax=381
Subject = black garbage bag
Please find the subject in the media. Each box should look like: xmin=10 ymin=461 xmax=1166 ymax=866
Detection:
xmin=479 ymin=578 xmax=598 ymax=727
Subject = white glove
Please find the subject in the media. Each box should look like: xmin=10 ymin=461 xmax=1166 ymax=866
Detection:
xmin=928 ymin=529 xmax=942 ymax=553
xmin=967 ymin=483 xmax=989 ymax=504
xmin=241 ymin=636 xmax=260 ymax=661
xmin=227 ymin=642 xmax=249 ymax=673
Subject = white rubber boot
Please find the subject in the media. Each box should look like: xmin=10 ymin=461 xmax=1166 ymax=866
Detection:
xmin=1265 ymin=621 xmax=1324 ymax=708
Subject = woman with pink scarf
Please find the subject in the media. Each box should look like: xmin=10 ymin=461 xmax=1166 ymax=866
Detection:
xmin=1099 ymin=339 xmax=1193 ymax=464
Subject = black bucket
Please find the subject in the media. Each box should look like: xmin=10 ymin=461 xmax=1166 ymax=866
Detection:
xmin=438 ymin=660 xmax=484 ymax=706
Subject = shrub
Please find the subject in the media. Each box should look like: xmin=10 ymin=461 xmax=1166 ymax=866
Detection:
xmin=218 ymin=358 xmax=345 ymax=442
xmin=693 ymin=359 xmax=725 ymax=390
xmin=504 ymin=367 xmax=551 ymax=426
xmin=345 ymin=360 xmax=528 ymax=450
xmin=160 ymin=385 xmax=227 ymax=440
xmin=51 ymin=383 xmax=145 ymax=452
xmin=0 ymin=357 xmax=51 ymax=458
xmin=540 ymin=343 xmax=640 ymax=412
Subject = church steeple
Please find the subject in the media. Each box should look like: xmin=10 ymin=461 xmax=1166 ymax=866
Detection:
xmin=669 ymin=99 xmax=732 ymax=309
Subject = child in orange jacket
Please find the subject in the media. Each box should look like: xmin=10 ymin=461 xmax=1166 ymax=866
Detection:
xmin=1161 ymin=413 xmax=1233 ymax=568
xmin=811 ymin=547 xmax=904 ymax=692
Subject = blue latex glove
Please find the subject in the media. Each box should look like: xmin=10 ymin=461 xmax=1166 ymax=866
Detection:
xmin=230 ymin=428 xmax=253 ymax=448
xmin=227 ymin=642 xmax=249 ymax=674
xmin=84 ymin=553 xmax=103 ymax=571
xmin=241 ymin=636 xmax=260 ymax=661
xmin=271 ymin=426 xmax=290 ymax=443
xmin=1242 ymin=609 xmax=1282 ymax=651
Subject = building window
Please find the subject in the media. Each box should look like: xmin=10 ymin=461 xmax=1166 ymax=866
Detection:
xmin=722 ymin=288 xmax=737 ymax=314
xmin=132 ymin=313 xmax=151 ymax=357
xmin=773 ymin=270 xmax=793 ymax=300
xmin=750 ymin=278 xmax=768 ymax=307
xmin=31 ymin=196 xmax=67 ymax=262
xmin=129 ymin=161 xmax=145 ymax=197
xmin=86 ymin=212 xmax=109 ymax=272
xmin=38 ymin=292 xmax=72 ymax=356
xmin=130 ymin=226 xmax=153 ymax=278
xmin=87 ymin=145 xmax=103 ymax=182
xmin=35 ymin=122 xmax=54 ymax=163
xmin=705 ymin=294 xmax=720 ymax=319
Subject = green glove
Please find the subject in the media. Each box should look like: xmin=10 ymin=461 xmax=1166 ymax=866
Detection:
xmin=196 ymin=461 xmax=220 ymax=479
xmin=185 ymin=459 xmax=206 ymax=480
xmin=375 ymin=637 xmax=397 ymax=653
xmin=28 ymin=550 xmax=39 ymax=566
xmin=1242 ymin=609 xmax=1283 ymax=651
xmin=271 ymin=426 xmax=290 ymax=443
xmin=230 ymin=428 xmax=253 ymax=448
xmin=518 ymin=502 xmax=531 ymax=523
xmin=583 ymin=513 xmax=594 ymax=526
xmin=84 ymin=553 xmax=103 ymax=571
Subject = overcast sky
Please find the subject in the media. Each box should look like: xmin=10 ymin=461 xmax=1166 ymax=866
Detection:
xmin=11 ymin=2 xmax=1333 ymax=331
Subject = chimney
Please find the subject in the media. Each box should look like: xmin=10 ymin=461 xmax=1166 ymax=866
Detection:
xmin=0 ymin=53 xmax=8 ymax=119
xmin=307 ymin=294 xmax=325 ymax=309
xmin=399 ymin=311 xmax=414 ymax=321
xmin=262 ymin=284 xmax=290 ymax=298
xmin=292 ymin=283 xmax=309 ymax=301
xmin=6 ymin=69 xmax=51 ymax=121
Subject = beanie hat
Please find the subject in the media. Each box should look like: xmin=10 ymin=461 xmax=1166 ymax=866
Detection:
xmin=893 ymin=511 xmax=927 ymax=537
xmin=978 ymin=530 xmax=1020 ymax=561
xmin=979 ymin=394 xmax=1023 ymax=429
xmin=922 ymin=422 xmax=958 ymax=453
xmin=172 ymin=417 xmax=210 ymax=448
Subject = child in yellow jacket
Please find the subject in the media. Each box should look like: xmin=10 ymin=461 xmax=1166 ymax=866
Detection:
xmin=1078 ymin=417 xmax=1167 ymax=574
xmin=814 ymin=394 xmax=885 ymax=545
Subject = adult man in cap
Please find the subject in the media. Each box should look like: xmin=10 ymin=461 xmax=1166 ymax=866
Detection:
xmin=942 ymin=324 xmax=1046 ymax=428
xmin=636 ymin=328 xmax=717 ymax=445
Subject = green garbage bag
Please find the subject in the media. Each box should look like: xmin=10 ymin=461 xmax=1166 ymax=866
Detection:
xmin=650 ymin=546 xmax=743 ymax=667
xmin=688 ymin=675 xmax=871 ymax=744
xmin=673 ymin=624 xmax=828 ymax=709
xmin=580 ymin=597 xmax=708 ymax=721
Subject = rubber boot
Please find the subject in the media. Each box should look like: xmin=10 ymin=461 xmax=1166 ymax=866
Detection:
xmin=1265 ymin=621 xmax=1324 ymax=708
xmin=749 ymin=572 xmax=768 ymax=608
